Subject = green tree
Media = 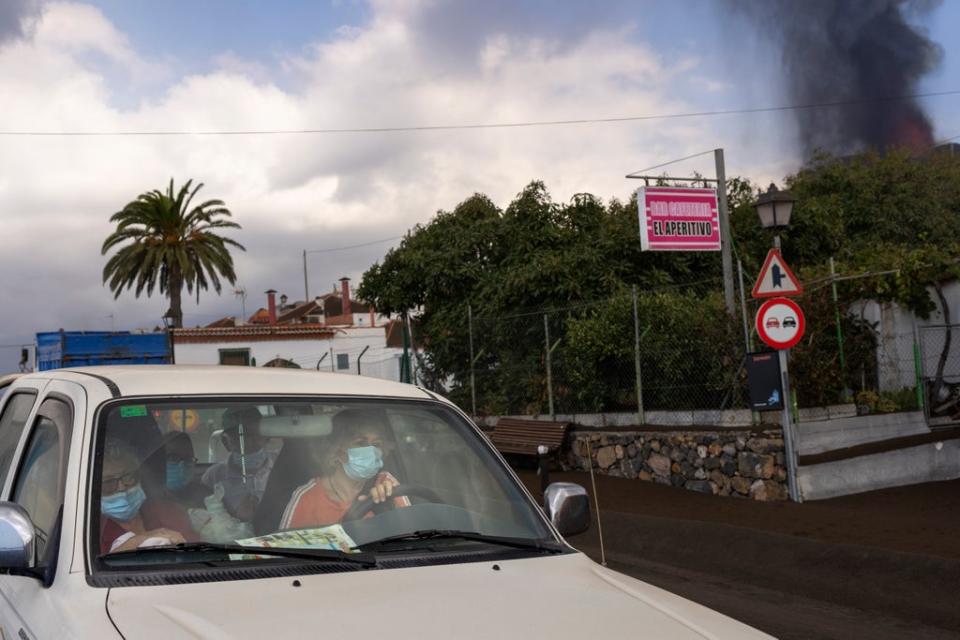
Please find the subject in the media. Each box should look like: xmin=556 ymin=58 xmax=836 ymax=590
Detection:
xmin=101 ymin=179 xmax=245 ymax=328
xmin=358 ymin=181 xmax=735 ymax=413
xmin=731 ymin=149 xmax=960 ymax=406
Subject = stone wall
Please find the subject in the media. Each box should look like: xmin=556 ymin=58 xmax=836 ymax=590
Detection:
xmin=564 ymin=429 xmax=788 ymax=501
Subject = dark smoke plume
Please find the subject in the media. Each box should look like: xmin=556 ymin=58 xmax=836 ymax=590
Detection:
xmin=736 ymin=0 xmax=943 ymax=157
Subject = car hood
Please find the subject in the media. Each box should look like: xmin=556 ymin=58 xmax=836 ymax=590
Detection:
xmin=106 ymin=552 xmax=774 ymax=640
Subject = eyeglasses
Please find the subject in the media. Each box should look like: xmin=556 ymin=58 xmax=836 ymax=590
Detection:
xmin=102 ymin=469 xmax=140 ymax=494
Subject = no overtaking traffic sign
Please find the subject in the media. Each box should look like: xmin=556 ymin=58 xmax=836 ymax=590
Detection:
xmin=755 ymin=297 xmax=805 ymax=350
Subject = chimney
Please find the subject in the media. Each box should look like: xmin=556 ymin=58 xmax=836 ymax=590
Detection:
xmin=339 ymin=277 xmax=353 ymax=324
xmin=266 ymin=289 xmax=277 ymax=324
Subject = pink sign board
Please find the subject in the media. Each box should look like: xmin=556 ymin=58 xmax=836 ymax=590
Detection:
xmin=637 ymin=186 xmax=721 ymax=251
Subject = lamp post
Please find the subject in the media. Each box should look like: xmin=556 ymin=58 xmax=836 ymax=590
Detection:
xmin=161 ymin=311 xmax=177 ymax=365
xmin=755 ymin=182 xmax=796 ymax=247
xmin=755 ymin=183 xmax=801 ymax=502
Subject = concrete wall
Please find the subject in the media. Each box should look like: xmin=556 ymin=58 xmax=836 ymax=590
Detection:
xmin=796 ymin=410 xmax=929 ymax=456
xmin=798 ymin=438 xmax=960 ymax=500
xmin=476 ymin=405 xmax=856 ymax=430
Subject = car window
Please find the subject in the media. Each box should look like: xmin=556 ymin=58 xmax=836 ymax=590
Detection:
xmin=12 ymin=399 xmax=71 ymax=560
xmin=0 ymin=392 xmax=38 ymax=489
xmin=94 ymin=398 xmax=552 ymax=569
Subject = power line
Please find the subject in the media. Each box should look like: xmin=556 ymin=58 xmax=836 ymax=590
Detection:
xmin=1 ymin=90 xmax=958 ymax=137
xmin=305 ymin=236 xmax=403 ymax=254
xmin=626 ymin=149 xmax=716 ymax=176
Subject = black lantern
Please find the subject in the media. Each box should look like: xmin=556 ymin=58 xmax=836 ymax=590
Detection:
xmin=755 ymin=183 xmax=796 ymax=230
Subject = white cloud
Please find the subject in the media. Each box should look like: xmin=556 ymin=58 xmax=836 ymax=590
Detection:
xmin=0 ymin=0 xmax=792 ymax=370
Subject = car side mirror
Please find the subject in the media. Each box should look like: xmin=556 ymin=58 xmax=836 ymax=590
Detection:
xmin=0 ymin=502 xmax=36 ymax=572
xmin=543 ymin=482 xmax=590 ymax=537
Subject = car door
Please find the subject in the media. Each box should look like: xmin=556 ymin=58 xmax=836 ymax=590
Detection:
xmin=0 ymin=388 xmax=76 ymax=640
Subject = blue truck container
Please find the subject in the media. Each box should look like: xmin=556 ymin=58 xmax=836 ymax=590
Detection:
xmin=36 ymin=331 xmax=172 ymax=371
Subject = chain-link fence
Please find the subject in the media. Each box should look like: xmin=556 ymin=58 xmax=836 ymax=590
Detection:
xmin=919 ymin=324 xmax=960 ymax=427
xmin=465 ymin=283 xmax=749 ymax=424
xmin=454 ymin=284 xmax=939 ymax=426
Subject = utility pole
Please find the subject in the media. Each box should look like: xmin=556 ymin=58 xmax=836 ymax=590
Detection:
xmin=302 ymin=250 xmax=310 ymax=302
xmin=715 ymin=148 xmax=735 ymax=317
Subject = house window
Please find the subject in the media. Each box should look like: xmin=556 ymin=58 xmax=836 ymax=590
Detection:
xmin=336 ymin=353 xmax=350 ymax=370
xmin=219 ymin=348 xmax=251 ymax=366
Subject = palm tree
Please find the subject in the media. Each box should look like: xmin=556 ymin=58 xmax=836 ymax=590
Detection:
xmin=102 ymin=179 xmax=245 ymax=328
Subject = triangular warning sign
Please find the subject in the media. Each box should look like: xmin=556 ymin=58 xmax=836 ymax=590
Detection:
xmin=752 ymin=248 xmax=803 ymax=299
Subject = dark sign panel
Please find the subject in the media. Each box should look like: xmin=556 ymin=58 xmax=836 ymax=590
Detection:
xmin=746 ymin=352 xmax=783 ymax=411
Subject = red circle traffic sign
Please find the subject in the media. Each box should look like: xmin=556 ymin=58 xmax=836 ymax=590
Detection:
xmin=755 ymin=297 xmax=805 ymax=350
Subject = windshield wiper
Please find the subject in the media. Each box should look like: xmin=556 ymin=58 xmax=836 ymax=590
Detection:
xmin=354 ymin=530 xmax=565 ymax=554
xmin=100 ymin=542 xmax=377 ymax=567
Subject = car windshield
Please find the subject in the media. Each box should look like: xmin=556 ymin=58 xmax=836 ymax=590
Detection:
xmin=92 ymin=398 xmax=553 ymax=567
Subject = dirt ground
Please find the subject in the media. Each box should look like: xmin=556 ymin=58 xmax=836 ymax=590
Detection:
xmin=519 ymin=469 xmax=960 ymax=560
xmin=517 ymin=469 xmax=960 ymax=638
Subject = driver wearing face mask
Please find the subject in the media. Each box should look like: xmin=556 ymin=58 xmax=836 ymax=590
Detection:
xmin=279 ymin=408 xmax=410 ymax=530
xmin=201 ymin=406 xmax=277 ymax=522
xmin=99 ymin=440 xmax=198 ymax=554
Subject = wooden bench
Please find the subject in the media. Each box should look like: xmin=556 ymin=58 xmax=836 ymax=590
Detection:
xmin=489 ymin=418 xmax=571 ymax=457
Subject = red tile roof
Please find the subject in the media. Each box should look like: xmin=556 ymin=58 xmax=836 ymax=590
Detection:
xmin=205 ymin=316 xmax=237 ymax=328
xmin=172 ymin=324 xmax=337 ymax=344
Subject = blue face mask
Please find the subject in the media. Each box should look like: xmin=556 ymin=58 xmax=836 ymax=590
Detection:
xmin=101 ymin=484 xmax=146 ymax=522
xmin=166 ymin=461 xmax=193 ymax=491
xmin=230 ymin=449 xmax=268 ymax=471
xmin=342 ymin=446 xmax=383 ymax=480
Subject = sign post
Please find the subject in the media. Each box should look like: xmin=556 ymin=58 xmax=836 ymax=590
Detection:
xmin=755 ymin=297 xmax=805 ymax=502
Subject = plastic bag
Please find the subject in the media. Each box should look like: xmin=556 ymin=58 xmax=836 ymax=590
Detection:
xmin=188 ymin=482 xmax=253 ymax=542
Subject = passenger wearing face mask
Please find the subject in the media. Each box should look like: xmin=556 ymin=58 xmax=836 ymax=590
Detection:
xmin=201 ymin=406 xmax=277 ymax=522
xmin=99 ymin=440 xmax=198 ymax=554
xmin=279 ymin=408 xmax=410 ymax=530
xmin=161 ymin=431 xmax=207 ymax=508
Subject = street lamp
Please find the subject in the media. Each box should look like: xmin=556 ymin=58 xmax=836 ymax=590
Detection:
xmin=753 ymin=183 xmax=801 ymax=503
xmin=161 ymin=310 xmax=177 ymax=365
xmin=755 ymin=183 xmax=796 ymax=241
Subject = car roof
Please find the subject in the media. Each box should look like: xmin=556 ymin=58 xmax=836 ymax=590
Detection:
xmin=18 ymin=365 xmax=436 ymax=401
xmin=0 ymin=373 xmax=23 ymax=388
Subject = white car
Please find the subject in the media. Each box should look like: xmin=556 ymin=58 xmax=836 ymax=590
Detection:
xmin=0 ymin=366 xmax=773 ymax=639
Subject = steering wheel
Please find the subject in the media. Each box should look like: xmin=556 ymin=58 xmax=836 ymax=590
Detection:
xmin=341 ymin=483 xmax=445 ymax=522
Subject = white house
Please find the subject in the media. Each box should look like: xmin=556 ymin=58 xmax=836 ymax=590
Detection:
xmin=171 ymin=281 xmax=417 ymax=383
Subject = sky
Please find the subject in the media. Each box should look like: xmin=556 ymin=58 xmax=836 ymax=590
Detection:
xmin=1 ymin=0 xmax=959 ymax=372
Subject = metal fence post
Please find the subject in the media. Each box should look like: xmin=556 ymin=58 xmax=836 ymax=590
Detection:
xmin=737 ymin=260 xmax=759 ymax=425
xmin=632 ymin=286 xmax=645 ymax=425
xmin=468 ymin=304 xmax=477 ymax=417
xmin=829 ymin=257 xmax=849 ymax=399
xmin=544 ymin=314 xmax=555 ymax=419
xmin=357 ymin=345 xmax=369 ymax=375
xmin=913 ymin=320 xmax=925 ymax=410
